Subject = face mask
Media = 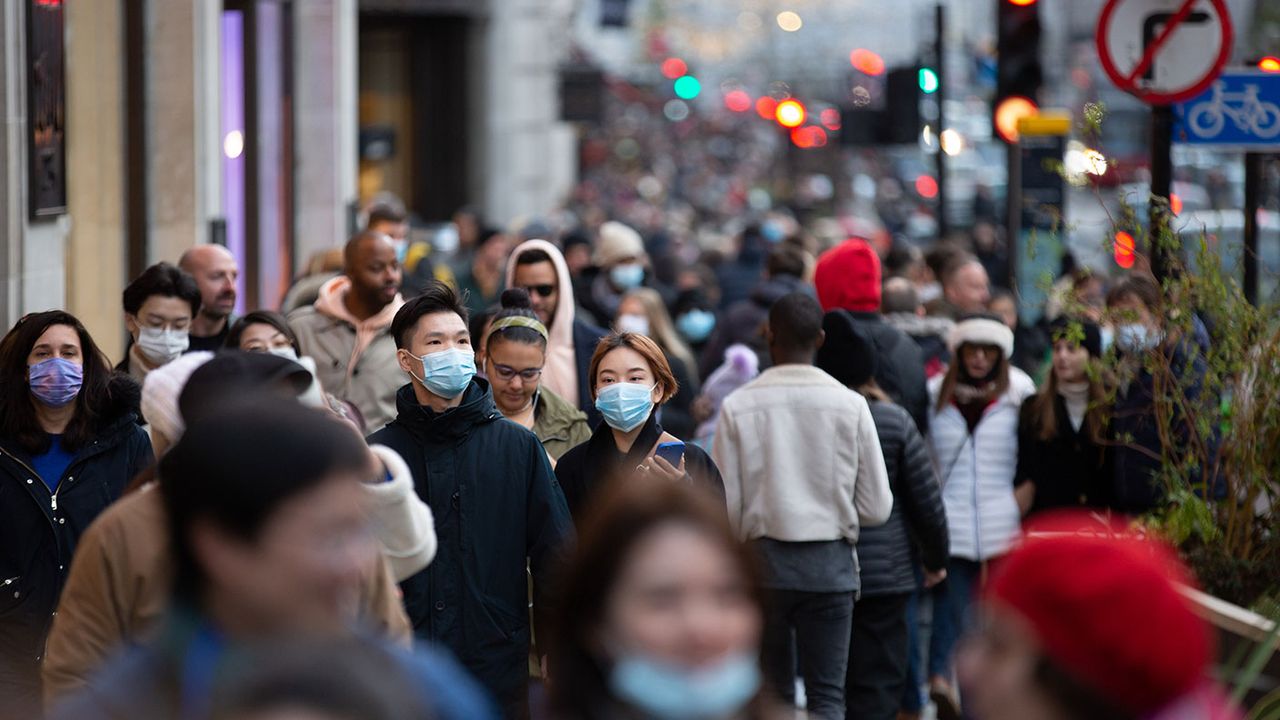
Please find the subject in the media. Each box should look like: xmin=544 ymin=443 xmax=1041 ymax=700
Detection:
xmin=136 ymin=327 xmax=189 ymax=365
xmin=610 ymin=651 xmax=761 ymax=720
xmin=610 ymin=264 xmax=645 ymax=291
xmin=616 ymin=314 xmax=650 ymax=336
xmin=29 ymin=357 xmax=83 ymax=408
xmin=595 ymin=382 xmax=656 ymax=432
xmin=677 ymin=310 xmax=716 ymax=343
xmin=267 ymin=346 xmax=300 ymax=362
xmin=292 ymin=355 xmax=326 ymax=410
xmin=393 ymin=239 xmax=410 ymax=264
xmin=1100 ymin=325 xmax=1115 ymax=354
xmin=918 ymin=282 xmax=943 ymax=304
xmin=411 ymin=347 xmax=476 ymax=399
xmin=1116 ymin=323 xmax=1160 ymax=352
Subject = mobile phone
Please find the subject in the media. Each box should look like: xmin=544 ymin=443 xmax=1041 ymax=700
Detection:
xmin=655 ymin=441 xmax=686 ymax=467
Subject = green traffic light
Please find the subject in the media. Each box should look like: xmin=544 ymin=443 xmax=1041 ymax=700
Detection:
xmin=918 ymin=67 xmax=939 ymax=94
xmin=674 ymin=75 xmax=701 ymax=100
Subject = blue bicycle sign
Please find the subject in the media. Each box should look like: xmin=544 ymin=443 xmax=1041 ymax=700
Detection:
xmin=1174 ymin=71 xmax=1280 ymax=147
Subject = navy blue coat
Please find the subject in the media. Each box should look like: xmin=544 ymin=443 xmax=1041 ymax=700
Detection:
xmin=367 ymin=380 xmax=574 ymax=715
xmin=0 ymin=374 xmax=152 ymax=716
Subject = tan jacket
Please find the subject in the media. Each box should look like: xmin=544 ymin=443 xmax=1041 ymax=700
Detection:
xmin=288 ymin=276 xmax=405 ymax=432
xmin=41 ymin=484 xmax=413 ymax=706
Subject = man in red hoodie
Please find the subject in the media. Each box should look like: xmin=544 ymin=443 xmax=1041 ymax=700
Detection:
xmin=814 ymin=238 xmax=929 ymax=434
xmin=289 ymin=231 xmax=405 ymax=432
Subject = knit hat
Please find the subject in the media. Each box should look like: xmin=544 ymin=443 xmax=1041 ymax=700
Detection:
xmin=948 ymin=314 xmax=1014 ymax=358
xmin=140 ymin=351 xmax=215 ymax=446
xmin=814 ymin=238 xmax=882 ymax=313
xmin=1049 ymin=316 xmax=1103 ymax=358
xmin=594 ymin=221 xmax=646 ymax=267
xmin=988 ymin=516 xmax=1213 ymax=716
xmin=814 ymin=310 xmax=878 ymax=389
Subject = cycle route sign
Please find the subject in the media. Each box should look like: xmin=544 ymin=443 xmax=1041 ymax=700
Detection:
xmin=1172 ymin=71 xmax=1280 ymax=147
xmin=1096 ymin=0 xmax=1233 ymax=105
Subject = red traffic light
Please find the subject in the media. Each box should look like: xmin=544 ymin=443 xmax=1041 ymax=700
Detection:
xmin=1260 ymin=56 xmax=1280 ymax=73
xmin=849 ymin=49 xmax=885 ymax=76
xmin=1007 ymin=0 xmax=1037 ymax=5
xmin=775 ymin=99 xmax=806 ymax=128
xmin=915 ymin=175 xmax=939 ymax=199
xmin=1114 ymin=231 xmax=1136 ymax=269
xmin=724 ymin=90 xmax=752 ymax=113
xmin=790 ymin=126 xmax=828 ymax=148
xmin=660 ymin=57 xmax=688 ymax=80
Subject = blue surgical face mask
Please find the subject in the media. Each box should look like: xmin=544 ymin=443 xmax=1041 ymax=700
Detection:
xmin=411 ymin=347 xmax=476 ymax=399
xmin=1099 ymin=325 xmax=1115 ymax=354
xmin=677 ymin=310 xmax=716 ymax=343
xmin=595 ymin=381 xmax=656 ymax=432
xmin=610 ymin=651 xmax=761 ymax=720
xmin=1116 ymin=323 xmax=1159 ymax=353
xmin=610 ymin=264 xmax=645 ymax=291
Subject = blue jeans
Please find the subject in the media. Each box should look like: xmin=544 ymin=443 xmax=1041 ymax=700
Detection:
xmin=900 ymin=575 xmax=926 ymax=713
xmin=927 ymin=558 xmax=982 ymax=679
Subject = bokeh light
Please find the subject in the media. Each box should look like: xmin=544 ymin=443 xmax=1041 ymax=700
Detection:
xmin=776 ymin=11 xmax=803 ymax=32
xmin=660 ymin=57 xmax=687 ymax=80
xmin=850 ymin=49 xmax=885 ymax=76
xmin=775 ymin=99 xmax=806 ymax=128
xmin=674 ymin=75 xmax=702 ymax=100
xmin=724 ymin=90 xmax=753 ymax=113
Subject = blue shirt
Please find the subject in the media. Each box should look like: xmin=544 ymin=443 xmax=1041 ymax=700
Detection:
xmin=32 ymin=434 xmax=75 ymax=492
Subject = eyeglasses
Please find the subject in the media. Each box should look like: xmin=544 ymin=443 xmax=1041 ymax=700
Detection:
xmin=521 ymin=284 xmax=556 ymax=298
xmin=491 ymin=364 xmax=543 ymax=382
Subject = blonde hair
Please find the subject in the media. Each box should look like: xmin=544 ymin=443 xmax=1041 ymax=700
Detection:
xmin=621 ymin=287 xmax=697 ymax=376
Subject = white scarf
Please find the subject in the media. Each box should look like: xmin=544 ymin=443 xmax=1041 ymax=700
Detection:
xmin=1057 ymin=381 xmax=1090 ymax=432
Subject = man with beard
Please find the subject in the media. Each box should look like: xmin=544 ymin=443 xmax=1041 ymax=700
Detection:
xmin=290 ymin=231 xmax=405 ymax=431
xmin=178 ymin=245 xmax=239 ymax=351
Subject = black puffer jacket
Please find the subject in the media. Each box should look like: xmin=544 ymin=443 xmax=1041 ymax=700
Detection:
xmin=0 ymin=373 xmax=152 ymax=717
xmin=845 ymin=312 xmax=930 ymax=435
xmin=856 ymin=399 xmax=948 ymax=598
xmin=367 ymin=379 xmax=574 ymax=717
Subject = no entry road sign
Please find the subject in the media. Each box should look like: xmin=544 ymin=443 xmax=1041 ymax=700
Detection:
xmin=1096 ymin=0 xmax=1233 ymax=105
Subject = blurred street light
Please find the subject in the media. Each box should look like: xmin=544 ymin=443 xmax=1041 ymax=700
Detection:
xmin=660 ymin=57 xmax=688 ymax=80
xmin=674 ymin=75 xmax=702 ymax=99
xmin=1114 ymin=231 xmax=1136 ymax=268
xmin=775 ymin=99 xmax=806 ymax=128
xmin=939 ymin=128 xmax=963 ymax=156
xmin=724 ymin=90 xmax=753 ymax=112
xmin=755 ymin=96 xmax=779 ymax=120
xmin=663 ymin=99 xmax=690 ymax=121
xmin=776 ymin=11 xmax=803 ymax=32
xmin=850 ymin=49 xmax=885 ymax=76
xmin=994 ymin=96 xmax=1038 ymax=143
xmin=918 ymin=67 xmax=940 ymax=94
xmin=1260 ymin=56 xmax=1280 ymax=73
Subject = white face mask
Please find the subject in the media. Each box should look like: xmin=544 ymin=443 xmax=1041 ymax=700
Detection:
xmin=616 ymin=313 xmax=650 ymax=336
xmin=267 ymin=346 xmax=300 ymax=362
xmin=136 ymin=327 xmax=189 ymax=365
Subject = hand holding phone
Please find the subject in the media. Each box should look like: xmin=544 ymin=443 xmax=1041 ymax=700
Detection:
xmin=654 ymin=441 xmax=685 ymax=467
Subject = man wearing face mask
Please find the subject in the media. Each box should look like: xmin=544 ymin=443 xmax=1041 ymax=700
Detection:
xmin=368 ymin=280 xmax=574 ymax=720
xmin=579 ymin=221 xmax=650 ymax=327
xmin=290 ymin=231 xmax=406 ymax=432
xmin=117 ymin=262 xmax=203 ymax=383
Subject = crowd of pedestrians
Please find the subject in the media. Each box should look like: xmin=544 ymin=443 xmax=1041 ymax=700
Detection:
xmin=0 ymin=197 xmax=1236 ymax=720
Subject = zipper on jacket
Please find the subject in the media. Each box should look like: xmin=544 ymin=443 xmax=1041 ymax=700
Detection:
xmin=2 ymin=448 xmax=58 ymax=532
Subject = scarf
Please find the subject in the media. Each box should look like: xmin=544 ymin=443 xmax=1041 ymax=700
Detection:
xmin=1058 ymin=381 xmax=1090 ymax=432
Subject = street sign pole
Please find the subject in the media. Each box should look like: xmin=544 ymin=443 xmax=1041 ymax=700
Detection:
xmin=1244 ymin=152 xmax=1262 ymax=304
xmin=1150 ymin=104 xmax=1175 ymax=281
xmin=935 ymin=3 xmax=947 ymax=237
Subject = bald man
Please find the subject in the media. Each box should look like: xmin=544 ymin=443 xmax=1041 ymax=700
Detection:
xmin=178 ymin=245 xmax=239 ymax=351
xmin=288 ymin=232 xmax=405 ymax=431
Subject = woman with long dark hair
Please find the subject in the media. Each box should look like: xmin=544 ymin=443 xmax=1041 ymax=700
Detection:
xmin=0 ymin=311 xmax=153 ymax=715
xmin=925 ymin=314 xmax=1036 ymax=718
xmin=547 ymin=477 xmax=787 ymax=720
xmin=1016 ymin=318 xmax=1113 ymax=514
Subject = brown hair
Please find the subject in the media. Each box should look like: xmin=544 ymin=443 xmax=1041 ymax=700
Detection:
xmin=588 ymin=332 xmax=678 ymax=404
xmin=934 ymin=345 xmax=1011 ymax=411
xmin=547 ymin=478 xmax=767 ymax=719
xmin=1105 ymin=274 xmax=1161 ymax=311
xmin=1027 ymin=355 xmax=1108 ymax=446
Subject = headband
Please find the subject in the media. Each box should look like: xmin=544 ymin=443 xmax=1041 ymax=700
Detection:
xmin=489 ymin=315 xmax=549 ymax=342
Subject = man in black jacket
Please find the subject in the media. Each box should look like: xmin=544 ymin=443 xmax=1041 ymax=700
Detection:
xmin=814 ymin=239 xmax=930 ymax=434
xmin=368 ymin=281 xmax=574 ymax=719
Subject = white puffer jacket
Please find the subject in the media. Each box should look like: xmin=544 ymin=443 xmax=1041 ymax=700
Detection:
xmin=927 ymin=369 xmax=1036 ymax=561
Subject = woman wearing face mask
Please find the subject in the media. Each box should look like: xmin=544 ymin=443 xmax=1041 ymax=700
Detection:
xmin=1015 ymin=318 xmax=1114 ymax=515
xmin=225 ymin=311 xmax=363 ymax=430
xmin=0 ymin=311 xmax=154 ymax=715
xmin=615 ymin=288 xmax=700 ymax=441
xmin=925 ymin=314 xmax=1036 ymax=719
xmin=1104 ymin=275 xmax=1216 ymax=515
xmin=548 ymin=476 xmax=787 ymax=720
xmin=486 ymin=289 xmax=590 ymax=464
xmin=672 ymin=290 xmax=718 ymax=363
xmin=555 ymin=333 xmax=724 ymax=527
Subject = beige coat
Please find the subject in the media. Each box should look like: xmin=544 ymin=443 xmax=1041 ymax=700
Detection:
xmin=713 ymin=364 xmax=893 ymax=544
xmin=289 ymin=276 xmax=405 ymax=432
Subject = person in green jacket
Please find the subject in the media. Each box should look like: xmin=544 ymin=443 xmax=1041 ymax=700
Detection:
xmin=485 ymin=288 xmax=591 ymax=466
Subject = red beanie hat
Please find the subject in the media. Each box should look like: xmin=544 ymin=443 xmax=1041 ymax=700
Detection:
xmin=988 ymin=518 xmax=1213 ymax=716
xmin=814 ymin=238 xmax=881 ymax=312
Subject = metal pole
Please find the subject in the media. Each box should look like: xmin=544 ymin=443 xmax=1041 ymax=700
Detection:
xmin=1243 ymin=152 xmax=1262 ymax=305
xmin=934 ymin=3 xmax=947 ymax=237
xmin=1006 ymin=141 xmax=1020 ymax=291
xmin=1149 ymin=104 xmax=1175 ymax=280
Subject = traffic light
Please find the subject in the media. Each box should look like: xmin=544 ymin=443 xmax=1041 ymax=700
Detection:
xmin=880 ymin=66 xmax=921 ymax=144
xmin=1259 ymin=56 xmax=1280 ymax=73
xmin=775 ymin=100 xmax=807 ymax=128
xmin=995 ymin=0 xmax=1042 ymax=143
xmin=1114 ymin=231 xmax=1136 ymax=269
xmin=918 ymin=67 xmax=939 ymax=94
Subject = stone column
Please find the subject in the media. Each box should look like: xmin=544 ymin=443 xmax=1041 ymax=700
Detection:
xmin=65 ymin=0 xmax=128 ymax=356
xmin=294 ymin=0 xmax=358 ymax=271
